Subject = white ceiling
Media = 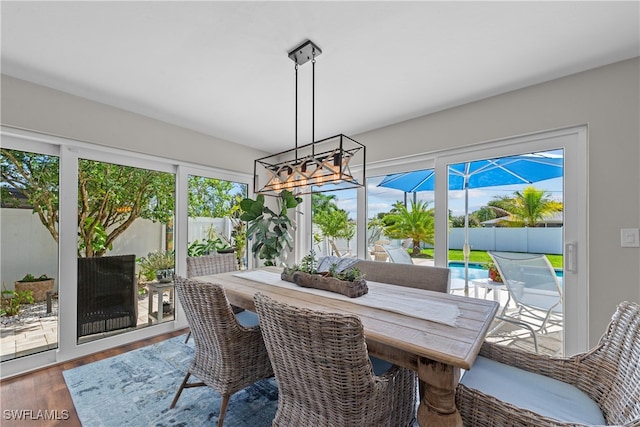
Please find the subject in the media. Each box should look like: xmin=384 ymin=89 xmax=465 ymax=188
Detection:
xmin=2 ymin=1 xmax=639 ymax=154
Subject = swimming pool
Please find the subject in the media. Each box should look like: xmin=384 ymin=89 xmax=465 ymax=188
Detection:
xmin=447 ymin=262 xmax=563 ymax=291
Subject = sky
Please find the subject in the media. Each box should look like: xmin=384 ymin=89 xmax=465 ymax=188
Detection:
xmin=332 ymin=171 xmax=563 ymax=221
xmin=329 ymin=149 xmax=564 ymax=220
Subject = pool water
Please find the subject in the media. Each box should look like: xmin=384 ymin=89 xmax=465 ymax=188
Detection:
xmin=447 ymin=262 xmax=563 ymax=291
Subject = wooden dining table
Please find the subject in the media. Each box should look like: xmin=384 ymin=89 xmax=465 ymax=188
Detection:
xmin=194 ymin=266 xmax=499 ymax=427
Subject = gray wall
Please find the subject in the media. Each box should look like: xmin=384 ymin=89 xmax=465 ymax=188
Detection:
xmin=2 ymin=58 xmax=639 ymax=347
xmin=358 ymin=58 xmax=640 ymax=347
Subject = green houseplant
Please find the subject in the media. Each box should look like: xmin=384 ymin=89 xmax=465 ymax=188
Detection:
xmin=1 ymin=284 xmax=35 ymax=317
xmin=240 ymin=190 xmax=302 ymax=267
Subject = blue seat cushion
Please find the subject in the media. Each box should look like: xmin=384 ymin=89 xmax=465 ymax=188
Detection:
xmin=236 ymin=310 xmax=260 ymax=327
xmin=370 ymin=356 xmax=393 ymax=376
xmin=460 ymin=356 xmax=605 ymax=425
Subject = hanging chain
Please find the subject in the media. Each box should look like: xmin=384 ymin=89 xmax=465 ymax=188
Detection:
xmin=311 ymin=48 xmax=316 ymax=156
xmin=295 ymin=62 xmax=299 ymax=161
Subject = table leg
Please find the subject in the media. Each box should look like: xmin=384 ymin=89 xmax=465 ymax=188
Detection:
xmin=416 ymin=358 xmax=462 ymax=427
xmin=158 ymin=290 xmax=164 ymax=322
xmin=147 ymin=289 xmax=153 ymax=323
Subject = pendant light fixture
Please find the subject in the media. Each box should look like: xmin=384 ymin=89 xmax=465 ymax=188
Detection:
xmin=254 ymin=40 xmax=366 ymax=196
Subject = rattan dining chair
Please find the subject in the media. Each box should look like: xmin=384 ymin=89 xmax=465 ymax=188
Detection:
xmin=171 ymin=277 xmax=273 ymax=427
xmin=254 ymin=292 xmax=417 ymax=427
xmin=455 ymin=301 xmax=640 ymax=426
xmin=186 ymin=252 xmax=238 ymax=277
xmin=184 ymin=253 xmax=244 ymax=343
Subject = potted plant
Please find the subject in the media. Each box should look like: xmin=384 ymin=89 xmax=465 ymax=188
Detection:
xmin=282 ymin=252 xmax=368 ymax=298
xmin=138 ymin=250 xmax=175 ymax=283
xmin=14 ymin=273 xmax=55 ymax=302
xmin=484 ymin=261 xmax=502 ymax=283
xmin=240 ymin=190 xmax=302 ymax=267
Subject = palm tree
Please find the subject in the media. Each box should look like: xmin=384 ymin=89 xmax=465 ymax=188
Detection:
xmin=312 ymin=193 xmax=354 ymax=257
xmin=382 ymin=200 xmax=434 ymax=255
xmin=488 ymin=186 xmax=563 ymax=227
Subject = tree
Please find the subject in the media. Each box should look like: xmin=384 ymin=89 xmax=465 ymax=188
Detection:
xmin=187 ymin=176 xmax=237 ymax=218
xmin=312 ymin=193 xmax=355 ymax=257
xmin=382 ymin=200 xmax=434 ymax=255
xmin=2 ymin=149 xmax=176 ymax=257
xmin=487 ymin=186 xmax=563 ymax=227
xmin=1 ymin=150 xmax=59 ymax=242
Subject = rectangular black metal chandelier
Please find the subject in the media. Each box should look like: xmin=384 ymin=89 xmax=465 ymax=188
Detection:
xmin=254 ymin=40 xmax=366 ymax=196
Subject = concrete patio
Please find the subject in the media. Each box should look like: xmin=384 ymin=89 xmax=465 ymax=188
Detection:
xmin=0 ymin=289 xmax=173 ymax=362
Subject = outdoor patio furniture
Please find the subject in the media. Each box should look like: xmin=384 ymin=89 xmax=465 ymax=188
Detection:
xmin=254 ymin=292 xmax=417 ymax=426
xmin=455 ymin=301 xmax=640 ymax=426
xmin=171 ymin=277 xmax=273 ymax=427
xmin=383 ymin=245 xmax=414 ymax=264
xmin=371 ymin=239 xmax=390 ymax=261
xmin=488 ymin=251 xmax=563 ymax=333
xmin=76 ymin=254 xmax=138 ymax=338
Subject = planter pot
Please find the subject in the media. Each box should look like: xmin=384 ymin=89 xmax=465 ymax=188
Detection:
xmin=15 ymin=278 xmax=55 ymax=302
xmin=281 ymin=271 xmax=368 ymax=298
xmin=488 ymin=269 xmax=503 ymax=283
xmin=156 ymin=268 xmax=174 ymax=283
xmin=217 ymin=248 xmax=236 ymax=254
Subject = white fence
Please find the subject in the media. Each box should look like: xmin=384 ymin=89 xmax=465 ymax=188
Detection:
xmin=0 ymin=209 xmax=231 ymax=291
xmin=327 ymin=226 xmax=563 ymax=258
xmin=448 ymin=227 xmax=563 ymax=254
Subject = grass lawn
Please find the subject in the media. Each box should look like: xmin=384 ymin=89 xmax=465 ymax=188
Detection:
xmin=418 ymin=249 xmax=563 ymax=269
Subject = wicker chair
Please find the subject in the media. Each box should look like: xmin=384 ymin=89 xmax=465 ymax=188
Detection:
xmin=455 ymin=301 xmax=640 ymax=426
xmin=185 ymin=253 xmax=243 ymax=343
xmin=186 ymin=253 xmax=238 ymax=277
xmin=254 ymin=292 xmax=417 ymax=427
xmin=171 ymin=277 xmax=273 ymax=427
xmin=77 ymin=254 xmax=138 ymax=338
xmin=352 ymin=259 xmax=450 ymax=293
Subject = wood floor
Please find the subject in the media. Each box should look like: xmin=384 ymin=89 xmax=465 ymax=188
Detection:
xmin=0 ymin=329 xmax=188 ymax=427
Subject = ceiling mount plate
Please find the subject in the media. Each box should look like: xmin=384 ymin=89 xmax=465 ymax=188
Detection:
xmin=288 ymin=40 xmax=322 ymax=66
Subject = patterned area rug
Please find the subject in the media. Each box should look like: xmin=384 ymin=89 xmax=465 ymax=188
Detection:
xmin=63 ymin=335 xmax=278 ymax=426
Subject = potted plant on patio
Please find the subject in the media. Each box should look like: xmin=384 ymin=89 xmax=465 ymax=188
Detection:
xmin=14 ymin=273 xmax=55 ymax=302
xmin=484 ymin=261 xmax=502 ymax=283
xmin=138 ymin=250 xmax=175 ymax=283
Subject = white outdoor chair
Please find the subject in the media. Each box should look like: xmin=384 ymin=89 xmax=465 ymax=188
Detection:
xmin=488 ymin=251 xmax=562 ymax=334
xmin=382 ymin=245 xmax=414 ymax=264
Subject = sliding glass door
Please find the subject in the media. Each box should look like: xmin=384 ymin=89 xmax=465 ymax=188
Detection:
xmin=435 ymin=127 xmax=587 ymax=355
xmin=1 ymin=146 xmax=60 ymax=361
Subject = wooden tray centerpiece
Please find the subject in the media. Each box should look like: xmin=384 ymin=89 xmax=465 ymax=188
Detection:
xmin=281 ymin=253 xmax=368 ymax=298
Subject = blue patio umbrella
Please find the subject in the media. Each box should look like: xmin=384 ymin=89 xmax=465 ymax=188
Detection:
xmin=377 ymin=153 xmax=564 ymax=295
